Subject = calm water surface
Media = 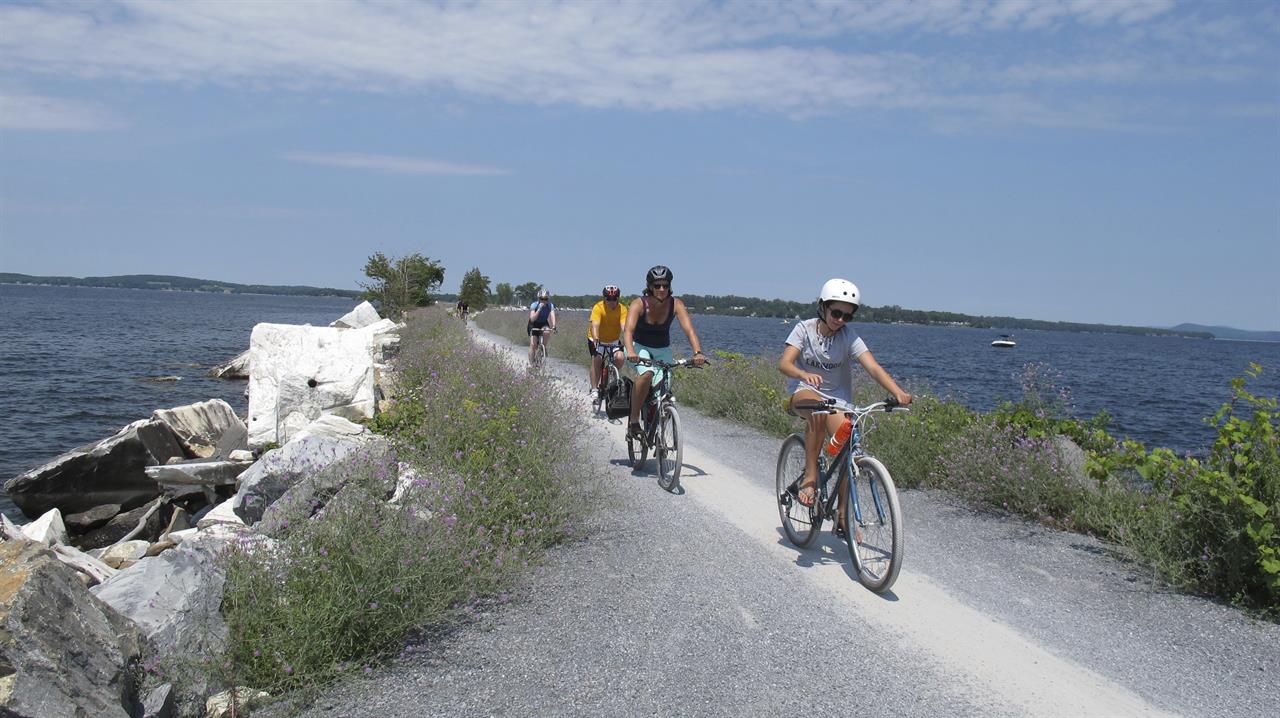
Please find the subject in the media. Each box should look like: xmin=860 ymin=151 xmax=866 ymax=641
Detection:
xmin=667 ymin=314 xmax=1280 ymax=455
xmin=3 ymin=286 xmax=1277 ymax=521
xmin=1 ymin=284 xmax=358 ymax=519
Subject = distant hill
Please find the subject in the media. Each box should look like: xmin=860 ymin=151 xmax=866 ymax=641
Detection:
xmin=0 ymin=273 xmax=361 ymax=299
xmin=1170 ymin=323 xmax=1280 ymax=343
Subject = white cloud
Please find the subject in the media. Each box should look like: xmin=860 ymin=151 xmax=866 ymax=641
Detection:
xmin=0 ymin=0 xmax=1270 ymax=130
xmin=282 ymin=152 xmax=510 ymax=176
xmin=0 ymin=92 xmax=124 ymax=130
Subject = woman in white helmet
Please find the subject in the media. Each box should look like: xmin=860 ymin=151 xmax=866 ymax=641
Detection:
xmin=778 ymin=278 xmax=912 ymax=524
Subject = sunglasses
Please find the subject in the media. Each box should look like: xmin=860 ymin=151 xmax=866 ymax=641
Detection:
xmin=650 ymin=283 xmax=670 ymax=290
xmin=827 ymin=306 xmax=857 ymax=321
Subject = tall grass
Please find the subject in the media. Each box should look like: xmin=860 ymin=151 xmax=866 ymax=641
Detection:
xmin=219 ymin=308 xmax=591 ymax=695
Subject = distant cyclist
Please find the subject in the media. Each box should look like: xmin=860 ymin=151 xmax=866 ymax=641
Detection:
xmin=588 ymin=284 xmax=628 ymax=399
xmin=778 ymin=278 xmax=912 ymax=528
xmin=456 ymin=299 xmax=469 ymax=322
xmin=622 ymin=265 xmax=707 ymax=439
xmin=527 ymin=288 xmax=557 ymax=364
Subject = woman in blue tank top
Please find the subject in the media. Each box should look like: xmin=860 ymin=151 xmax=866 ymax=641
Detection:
xmin=622 ymin=265 xmax=707 ymax=439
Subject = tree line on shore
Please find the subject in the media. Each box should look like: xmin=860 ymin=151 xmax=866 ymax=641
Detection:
xmin=357 ymin=254 xmax=1212 ymax=339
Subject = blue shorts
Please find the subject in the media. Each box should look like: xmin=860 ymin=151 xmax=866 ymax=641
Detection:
xmin=633 ymin=343 xmax=674 ymax=385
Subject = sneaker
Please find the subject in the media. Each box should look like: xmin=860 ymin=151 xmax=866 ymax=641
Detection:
xmin=627 ymin=422 xmax=643 ymax=440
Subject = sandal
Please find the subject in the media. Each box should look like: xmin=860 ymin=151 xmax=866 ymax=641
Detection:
xmin=796 ymin=484 xmax=816 ymax=507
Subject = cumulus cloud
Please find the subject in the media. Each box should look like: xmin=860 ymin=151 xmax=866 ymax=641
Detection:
xmin=0 ymin=0 xmax=1271 ymax=129
xmin=282 ymin=152 xmax=510 ymax=176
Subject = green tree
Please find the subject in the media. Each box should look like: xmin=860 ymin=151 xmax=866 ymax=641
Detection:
xmin=494 ymin=282 xmax=514 ymax=306
xmin=360 ymin=252 xmax=445 ymax=318
xmin=458 ymin=267 xmax=492 ymax=311
xmin=514 ymin=282 xmax=541 ymax=305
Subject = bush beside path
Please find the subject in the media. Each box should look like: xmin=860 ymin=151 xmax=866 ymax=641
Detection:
xmin=269 ymin=317 xmax=1279 ymax=718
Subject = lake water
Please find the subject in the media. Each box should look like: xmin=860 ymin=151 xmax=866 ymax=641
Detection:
xmin=663 ymin=313 xmax=1280 ymax=456
xmin=3 ymin=286 xmax=1277 ymax=521
xmin=0 ymin=284 xmax=358 ymax=520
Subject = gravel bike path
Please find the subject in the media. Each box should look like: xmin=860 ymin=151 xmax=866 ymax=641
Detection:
xmin=276 ymin=326 xmax=1278 ymax=717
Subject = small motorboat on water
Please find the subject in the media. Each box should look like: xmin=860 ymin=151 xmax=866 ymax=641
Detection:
xmin=991 ymin=335 xmax=1016 ymax=348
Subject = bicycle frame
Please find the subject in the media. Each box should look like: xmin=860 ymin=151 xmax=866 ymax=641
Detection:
xmin=633 ymin=358 xmax=680 ymax=444
xmin=787 ymin=400 xmax=899 ymax=531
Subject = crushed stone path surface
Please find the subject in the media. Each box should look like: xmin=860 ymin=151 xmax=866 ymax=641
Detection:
xmin=271 ymin=324 xmax=1279 ymax=717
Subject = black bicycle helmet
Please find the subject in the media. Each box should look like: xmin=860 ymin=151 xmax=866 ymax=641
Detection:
xmin=602 ymin=284 xmax=621 ymax=300
xmin=646 ymin=265 xmax=672 ymax=285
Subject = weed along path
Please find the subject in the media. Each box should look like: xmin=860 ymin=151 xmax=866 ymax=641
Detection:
xmin=278 ymin=325 xmax=1279 ymax=718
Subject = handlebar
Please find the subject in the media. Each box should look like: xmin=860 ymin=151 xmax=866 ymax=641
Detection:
xmin=530 ymin=326 xmax=556 ymax=334
xmin=629 ymin=356 xmax=709 ymax=369
xmin=790 ymin=396 xmax=907 ymax=416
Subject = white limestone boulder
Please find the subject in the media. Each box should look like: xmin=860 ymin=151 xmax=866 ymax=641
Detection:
xmin=20 ymin=508 xmax=68 ymax=546
xmin=195 ymin=499 xmax=246 ymax=530
xmin=99 ymin=540 xmax=151 ymax=568
xmin=151 ymin=399 xmax=247 ymax=459
xmin=330 ymin=300 xmax=381 ymax=329
xmin=245 ymin=323 xmax=380 ymax=447
xmin=208 ymin=349 xmax=250 ymax=379
xmin=51 ymin=543 xmax=118 ymax=586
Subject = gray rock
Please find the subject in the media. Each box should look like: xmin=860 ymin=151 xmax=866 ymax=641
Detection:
xmin=231 ymin=425 xmax=382 ymax=526
xmin=152 ymin=399 xmax=246 ymax=460
xmin=4 ymin=418 xmax=183 ymax=519
xmin=91 ymin=525 xmax=246 ymax=670
xmin=0 ymin=539 xmax=142 ymax=718
xmin=76 ymin=499 xmax=166 ymax=550
xmin=66 ymin=503 xmax=122 ymax=533
xmin=208 ymin=349 xmax=250 ymax=380
xmin=255 ymin=438 xmax=396 ymax=537
xmin=142 ymin=682 xmax=174 ymax=718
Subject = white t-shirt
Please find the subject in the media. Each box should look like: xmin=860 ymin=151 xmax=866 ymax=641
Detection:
xmin=784 ymin=318 xmax=869 ymax=405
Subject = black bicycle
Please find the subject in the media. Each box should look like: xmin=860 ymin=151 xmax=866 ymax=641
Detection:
xmin=776 ymin=397 xmax=906 ymax=592
xmin=529 ymin=326 xmax=554 ymax=369
xmin=627 ymin=357 xmax=704 ymax=492
xmin=592 ymin=341 xmax=624 ymax=414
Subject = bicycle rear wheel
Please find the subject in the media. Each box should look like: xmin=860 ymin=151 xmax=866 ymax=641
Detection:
xmin=845 ymin=456 xmax=903 ymax=592
xmin=776 ymin=434 xmax=820 ymax=548
xmin=627 ymin=432 xmax=648 ymax=468
xmin=655 ymin=404 xmax=682 ymax=492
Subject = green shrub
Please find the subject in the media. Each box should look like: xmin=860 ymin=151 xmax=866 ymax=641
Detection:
xmin=220 ymin=307 xmax=591 ymax=694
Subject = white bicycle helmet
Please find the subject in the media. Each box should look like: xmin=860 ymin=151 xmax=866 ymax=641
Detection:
xmin=818 ymin=278 xmax=860 ymax=306
xmin=537 ymin=288 xmax=550 ymax=300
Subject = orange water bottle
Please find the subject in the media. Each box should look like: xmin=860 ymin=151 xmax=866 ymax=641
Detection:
xmin=825 ymin=417 xmax=853 ymax=456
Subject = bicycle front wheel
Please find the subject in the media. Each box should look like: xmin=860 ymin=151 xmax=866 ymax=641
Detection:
xmin=535 ymin=341 xmax=547 ymax=367
xmin=655 ymin=404 xmax=682 ymax=491
xmin=846 ymin=455 xmax=903 ymax=592
xmin=776 ymin=434 xmax=820 ymax=548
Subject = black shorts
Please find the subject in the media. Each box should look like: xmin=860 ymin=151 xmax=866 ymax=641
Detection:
xmin=528 ymin=323 xmax=550 ymax=337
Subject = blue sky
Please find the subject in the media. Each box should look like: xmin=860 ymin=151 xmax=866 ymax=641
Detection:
xmin=1 ymin=1 xmax=1276 ymax=330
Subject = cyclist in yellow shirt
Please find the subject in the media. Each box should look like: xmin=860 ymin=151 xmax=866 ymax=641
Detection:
xmin=588 ymin=285 xmax=628 ymax=400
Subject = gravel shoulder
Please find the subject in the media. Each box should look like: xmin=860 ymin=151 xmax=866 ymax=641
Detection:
xmin=273 ymin=326 xmax=1278 ymax=718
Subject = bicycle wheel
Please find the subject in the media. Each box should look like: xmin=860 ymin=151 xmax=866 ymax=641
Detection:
xmin=776 ymin=434 xmax=820 ymax=548
xmin=627 ymin=428 xmax=648 ymax=469
xmin=846 ymin=455 xmax=903 ymax=592
xmin=535 ymin=341 xmax=547 ymax=368
xmin=655 ymin=404 xmax=682 ymax=491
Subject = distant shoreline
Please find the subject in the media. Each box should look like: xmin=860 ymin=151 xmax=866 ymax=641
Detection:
xmin=1 ymin=273 xmax=360 ymax=300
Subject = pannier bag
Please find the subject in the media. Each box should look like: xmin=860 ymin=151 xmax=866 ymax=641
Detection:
xmin=606 ymin=376 xmax=634 ymax=420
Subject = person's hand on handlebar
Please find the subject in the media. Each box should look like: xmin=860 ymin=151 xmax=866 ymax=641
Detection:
xmin=691 ymin=350 xmax=708 ymax=367
xmin=892 ymin=391 xmax=912 ymax=407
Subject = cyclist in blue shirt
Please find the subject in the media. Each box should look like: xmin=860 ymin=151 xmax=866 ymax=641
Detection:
xmin=527 ymin=288 xmax=557 ymax=364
